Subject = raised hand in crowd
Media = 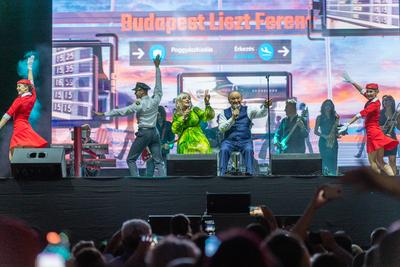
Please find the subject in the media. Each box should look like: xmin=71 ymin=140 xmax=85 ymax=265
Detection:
xmin=342 ymin=167 xmax=400 ymax=198
xmin=292 ymin=184 xmax=341 ymax=240
xmin=260 ymin=205 xmax=278 ymax=231
xmin=124 ymin=235 xmax=152 ymax=267
xmin=319 ymin=230 xmax=353 ymax=266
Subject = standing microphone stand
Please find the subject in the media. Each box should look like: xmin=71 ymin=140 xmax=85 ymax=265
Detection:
xmin=266 ymin=75 xmax=272 ymax=175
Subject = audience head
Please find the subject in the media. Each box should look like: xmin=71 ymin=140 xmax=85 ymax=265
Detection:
xmin=166 ymin=258 xmax=197 ymax=267
xmin=311 ymin=252 xmax=346 ymax=267
xmin=146 ymin=236 xmax=200 ymax=267
xmin=370 ymin=227 xmax=387 ymax=246
xmin=333 ymin=231 xmax=352 ymax=254
xmin=121 ymin=219 xmax=152 ymax=253
xmin=364 ymin=245 xmax=379 ymax=267
xmin=246 ymin=223 xmax=271 ymax=241
xmin=378 ymin=229 xmax=400 ymax=267
xmin=74 ymin=247 xmax=106 ymax=267
xmin=207 ymin=229 xmax=276 ymax=267
xmin=71 ymin=240 xmax=96 ymax=257
xmin=352 ymin=252 xmax=365 ymax=267
xmin=170 ymin=214 xmax=192 ymax=238
xmin=263 ymin=230 xmax=310 ymax=267
xmin=351 ymin=244 xmax=364 ymax=257
xmin=0 ymin=216 xmax=42 ymax=267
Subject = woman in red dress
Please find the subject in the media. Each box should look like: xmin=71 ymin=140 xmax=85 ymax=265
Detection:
xmin=339 ymin=73 xmax=398 ymax=175
xmin=0 ymin=56 xmax=48 ymax=159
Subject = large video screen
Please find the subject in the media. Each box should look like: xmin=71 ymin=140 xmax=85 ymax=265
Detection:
xmin=323 ymin=0 xmax=400 ymax=36
xmin=52 ymin=0 xmax=400 ymax=169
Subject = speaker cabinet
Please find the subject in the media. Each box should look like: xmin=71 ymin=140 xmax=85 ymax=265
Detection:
xmin=11 ymin=148 xmax=66 ymax=179
xmin=167 ymin=154 xmax=217 ymax=176
xmin=270 ymin=153 xmax=322 ymax=175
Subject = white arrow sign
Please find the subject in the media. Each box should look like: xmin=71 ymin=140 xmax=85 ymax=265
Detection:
xmin=132 ymin=48 xmax=145 ymax=59
xmin=278 ymin=46 xmax=290 ymax=57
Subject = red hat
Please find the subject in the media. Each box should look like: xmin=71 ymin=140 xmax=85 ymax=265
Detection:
xmin=366 ymin=83 xmax=379 ymax=90
xmin=17 ymin=79 xmax=32 ymax=86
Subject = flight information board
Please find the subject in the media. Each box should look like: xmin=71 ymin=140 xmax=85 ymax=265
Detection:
xmin=52 ymin=47 xmax=94 ymax=120
xmin=325 ymin=0 xmax=400 ymax=34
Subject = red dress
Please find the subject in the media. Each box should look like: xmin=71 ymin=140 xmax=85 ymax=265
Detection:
xmin=359 ymin=97 xmax=398 ymax=153
xmin=6 ymin=87 xmax=48 ymax=150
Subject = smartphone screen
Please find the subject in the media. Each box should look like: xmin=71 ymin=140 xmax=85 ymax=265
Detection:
xmin=205 ymin=236 xmax=221 ymax=257
xmin=249 ymin=206 xmax=263 ymax=216
xmin=36 ymin=253 xmax=65 ymax=267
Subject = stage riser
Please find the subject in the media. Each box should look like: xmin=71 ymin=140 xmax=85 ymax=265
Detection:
xmin=0 ymin=176 xmax=398 ymax=247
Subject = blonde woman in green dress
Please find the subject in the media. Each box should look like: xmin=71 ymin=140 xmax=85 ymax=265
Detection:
xmin=172 ymin=90 xmax=215 ymax=154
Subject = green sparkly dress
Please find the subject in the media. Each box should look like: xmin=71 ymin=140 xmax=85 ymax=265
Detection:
xmin=172 ymin=106 xmax=215 ymax=154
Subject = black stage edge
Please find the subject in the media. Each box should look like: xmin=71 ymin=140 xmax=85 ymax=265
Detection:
xmin=1 ymin=175 xmax=399 ymax=247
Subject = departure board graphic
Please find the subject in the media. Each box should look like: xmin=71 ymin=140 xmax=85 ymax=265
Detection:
xmin=326 ymin=0 xmax=400 ymax=30
xmin=52 ymin=47 xmax=94 ymax=120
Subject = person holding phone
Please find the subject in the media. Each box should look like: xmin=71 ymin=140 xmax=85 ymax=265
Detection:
xmin=218 ymin=91 xmax=272 ymax=176
xmin=339 ymin=73 xmax=398 ymax=175
xmin=95 ymin=55 xmax=165 ymax=177
xmin=172 ymin=90 xmax=215 ymax=154
xmin=0 ymin=55 xmax=48 ymax=160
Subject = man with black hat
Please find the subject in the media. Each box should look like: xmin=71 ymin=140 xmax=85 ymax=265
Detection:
xmin=95 ymin=55 xmax=165 ymax=176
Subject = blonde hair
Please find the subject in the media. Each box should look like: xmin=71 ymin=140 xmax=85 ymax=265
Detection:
xmin=175 ymin=92 xmax=192 ymax=116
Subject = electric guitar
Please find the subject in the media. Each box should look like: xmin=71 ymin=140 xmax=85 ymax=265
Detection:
xmin=275 ymin=110 xmax=307 ymax=154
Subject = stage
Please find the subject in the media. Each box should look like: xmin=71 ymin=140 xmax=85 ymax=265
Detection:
xmin=1 ymin=175 xmax=399 ymax=247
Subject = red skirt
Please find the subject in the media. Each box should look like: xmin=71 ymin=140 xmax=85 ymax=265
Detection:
xmin=10 ymin=122 xmax=48 ymax=150
xmin=366 ymin=125 xmax=398 ymax=153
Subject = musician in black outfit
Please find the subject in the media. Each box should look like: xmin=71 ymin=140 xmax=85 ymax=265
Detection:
xmin=273 ymin=99 xmax=309 ymax=153
xmin=81 ymin=124 xmax=106 ymax=177
xmin=380 ymin=95 xmax=400 ymax=174
xmin=146 ymin=106 xmax=175 ymax=176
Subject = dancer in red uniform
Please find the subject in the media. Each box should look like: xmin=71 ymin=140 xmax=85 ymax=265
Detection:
xmin=339 ymin=73 xmax=398 ymax=175
xmin=0 ymin=56 xmax=48 ymax=160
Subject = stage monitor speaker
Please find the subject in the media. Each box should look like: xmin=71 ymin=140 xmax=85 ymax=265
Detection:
xmin=167 ymin=154 xmax=217 ymax=176
xmin=148 ymin=215 xmax=203 ymax=236
xmin=206 ymin=192 xmax=251 ymax=214
xmin=11 ymin=148 xmax=66 ymax=180
xmin=270 ymin=153 xmax=322 ymax=175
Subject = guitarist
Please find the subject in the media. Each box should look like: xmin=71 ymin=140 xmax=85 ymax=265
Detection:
xmin=273 ymin=99 xmax=309 ymax=154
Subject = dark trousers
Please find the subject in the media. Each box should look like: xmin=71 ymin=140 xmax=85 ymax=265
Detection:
xmin=127 ymin=128 xmax=165 ymax=177
xmin=219 ymin=139 xmax=254 ymax=175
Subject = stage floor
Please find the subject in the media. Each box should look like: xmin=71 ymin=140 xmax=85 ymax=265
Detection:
xmin=1 ymin=175 xmax=399 ymax=247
